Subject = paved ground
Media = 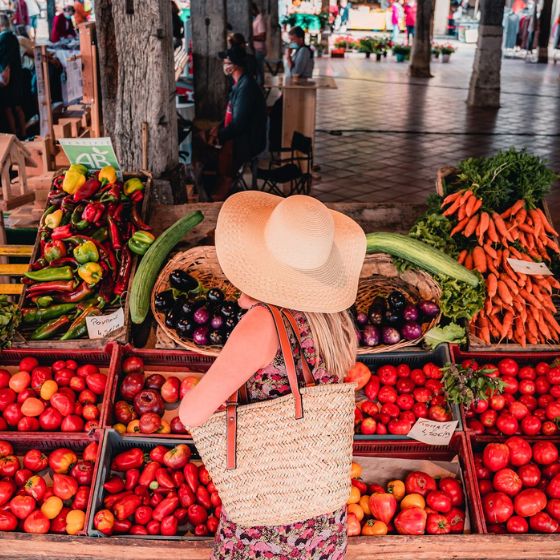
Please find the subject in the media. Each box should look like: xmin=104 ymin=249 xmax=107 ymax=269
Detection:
xmin=311 ymin=44 xmax=560 ymax=219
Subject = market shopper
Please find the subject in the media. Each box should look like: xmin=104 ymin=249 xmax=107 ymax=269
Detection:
xmin=286 ymin=25 xmax=314 ymax=79
xmin=180 ymin=192 xmax=366 ymax=559
xmin=12 ymin=0 xmax=29 ymax=28
xmin=404 ymin=0 xmax=416 ymax=44
xmin=391 ymin=0 xmax=403 ymax=44
xmin=24 ymin=0 xmax=40 ymax=40
xmin=50 ymin=5 xmax=76 ymax=43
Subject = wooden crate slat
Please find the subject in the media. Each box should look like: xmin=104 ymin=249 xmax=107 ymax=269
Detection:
xmin=0 ymin=264 xmax=29 ymax=276
xmin=0 ymin=284 xmax=23 ymax=295
xmin=0 ymin=245 xmax=33 ymax=257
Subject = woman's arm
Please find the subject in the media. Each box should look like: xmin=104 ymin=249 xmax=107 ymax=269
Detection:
xmin=179 ymin=305 xmax=278 ymax=428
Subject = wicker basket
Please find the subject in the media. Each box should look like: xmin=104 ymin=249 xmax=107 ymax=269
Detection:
xmin=151 ymin=246 xmax=239 ymax=357
xmin=355 ymin=253 xmax=442 ymax=354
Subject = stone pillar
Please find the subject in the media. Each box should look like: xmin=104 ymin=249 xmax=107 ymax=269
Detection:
xmin=467 ymin=0 xmax=506 ymax=108
xmin=266 ymin=0 xmax=282 ymax=60
xmin=410 ymin=0 xmax=436 ymax=78
xmin=538 ymin=0 xmax=554 ymax=62
xmin=227 ymin=0 xmax=252 ymax=42
xmin=433 ymin=0 xmax=450 ymax=36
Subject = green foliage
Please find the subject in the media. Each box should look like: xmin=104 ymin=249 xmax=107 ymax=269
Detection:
xmin=437 ymin=272 xmax=486 ymax=322
xmin=442 ymin=363 xmax=504 ymax=408
xmin=0 ymin=296 xmax=20 ymax=349
xmin=424 ymin=323 xmax=466 ymax=349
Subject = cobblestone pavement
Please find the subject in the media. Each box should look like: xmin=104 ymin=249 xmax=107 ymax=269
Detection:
xmin=311 ymin=44 xmax=560 ymax=219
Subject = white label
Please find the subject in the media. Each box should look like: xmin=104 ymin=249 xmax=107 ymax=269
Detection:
xmin=407 ymin=418 xmax=458 ymax=446
xmin=86 ymin=308 xmax=124 ymax=339
xmin=507 ymin=258 xmax=553 ymax=276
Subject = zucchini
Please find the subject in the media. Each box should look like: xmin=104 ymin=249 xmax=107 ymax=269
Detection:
xmin=366 ymin=232 xmax=479 ymax=287
xmin=129 ymin=211 xmax=204 ymax=324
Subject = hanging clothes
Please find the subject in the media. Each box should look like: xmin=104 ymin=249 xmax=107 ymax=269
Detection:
xmin=503 ymin=11 xmax=520 ymax=49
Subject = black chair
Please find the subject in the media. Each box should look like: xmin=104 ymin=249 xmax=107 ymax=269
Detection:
xmin=256 ymin=132 xmax=313 ymax=196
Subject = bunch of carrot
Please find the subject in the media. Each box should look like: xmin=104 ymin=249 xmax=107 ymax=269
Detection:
xmin=441 ymin=189 xmax=560 ymax=347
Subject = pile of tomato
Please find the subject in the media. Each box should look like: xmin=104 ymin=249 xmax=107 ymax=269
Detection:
xmin=475 ymin=437 xmax=560 ymax=533
xmin=347 ymin=462 xmax=466 ymax=535
xmin=464 ymin=357 xmax=560 ymax=437
xmin=0 ymin=439 xmax=98 ymax=534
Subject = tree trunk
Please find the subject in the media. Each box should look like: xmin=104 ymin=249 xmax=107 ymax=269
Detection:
xmin=226 ymin=0 xmax=252 ymax=43
xmin=467 ymin=0 xmax=505 ymax=108
xmin=266 ymin=0 xmax=281 ymax=60
xmin=46 ymin=0 xmax=55 ymax=35
xmin=191 ymin=0 xmax=227 ymax=122
xmin=410 ymin=0 xmax=435 ymax=78
xmin=96 ymin=0 xmax=179 ymax=185
xmin=537 ymin=0 xmax=553 ymax=63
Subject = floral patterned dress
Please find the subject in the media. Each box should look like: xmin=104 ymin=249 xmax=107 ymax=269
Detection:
xmin=212 ymin=309 xmax=348 ymax=560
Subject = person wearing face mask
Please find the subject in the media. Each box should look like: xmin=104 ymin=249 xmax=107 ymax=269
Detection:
xmin=286 ymin=26 xmax=314 ymax=79
xmin=50 ymin=5 xmax=76 ymax=43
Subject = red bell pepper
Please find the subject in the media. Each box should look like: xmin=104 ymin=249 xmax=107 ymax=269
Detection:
xmin=184 ymin=463 xmax=199 ymax=494
xmin=51 ymin=224 xmax=74 ymax=240
xmin=155 ymin=468 xmax=175 ymax=490
xmin=149 ymin=446 xmax=168 ymax=464
xmin=196 ymin=486 xmax=212 ymax=510
xmin=112 ymin=448 xmax=144 ymax=472
xmin=113 ymin=494 xmax=142 ymax=521
xmin=160 ymin=515 xmax=178 ymax=536
xmin=134 ymin=505 xmax=153 ymax=526
xmin=153 ymin=495 xmax=179 ymax=522
xmin=125 ymin=468 xmax=140 ymax=491
xmin=150 ymin=492 xmax=163 ymax=508
xmin=104 ymin=490 xmax=134 ymax=510
xmin=112 ymin=519 xmax=132 ymax=534
xmin=178 ymin=483 xmax=196 ymax=508
xmin=138 ymin=461 xmax=159 ymax=488
xmin=103 ymin=476 xmax=125 ymax=495
xmin=82 ymin=202 xmax=105 ymax=224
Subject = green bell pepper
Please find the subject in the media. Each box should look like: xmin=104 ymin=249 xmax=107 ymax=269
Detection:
xmin=127 ymin=231 xmax=155 ymax=256
xmin=73 ymin=240 xmax=99 ymax=264
xmin=123 ymin=177 xmax=144 ymax=196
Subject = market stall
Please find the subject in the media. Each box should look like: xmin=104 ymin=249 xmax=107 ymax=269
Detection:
xmin=0 ymin=146 xmax=559 ymax=558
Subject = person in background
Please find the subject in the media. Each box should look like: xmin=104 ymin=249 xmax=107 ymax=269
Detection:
xmin=0 ymin=14 xmax=26 ymax=137
xmin=50 ymin=5 xmax=76 ymax=43
xmin=391 ymin=0 xmax=403 ymax=44
xmin=286 ymin=25 xmax=314 ymax=79
xmin=229 ymin=32 xmax=257 ymax=81
xmin=73 ymin=0 xmax=90 ymax=26
xmin=404 ymin=0 xmax=416 ymax=45
xmin=251 ymin=2 xmax=266 ymax=87
xmin=171 ymin=1 xmax=183 ymax=49
xmin=24 ymin=0 xmax=40 ymax=40
xmin=12 ymin=0 xmax=28 ymax=27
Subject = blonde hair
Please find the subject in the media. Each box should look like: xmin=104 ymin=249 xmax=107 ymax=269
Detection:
xmin=303 ymin=311 xmax=357 ymax=381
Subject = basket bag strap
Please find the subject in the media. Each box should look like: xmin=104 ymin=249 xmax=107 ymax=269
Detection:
xmin=225 ymin=304 xmax=315 ymax=469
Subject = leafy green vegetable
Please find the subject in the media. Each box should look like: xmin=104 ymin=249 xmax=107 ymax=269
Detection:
xmin=442 ymin=363 xmax=504 ymax=408
xmin=408 ymin=213 xmax=458 ymax=257
xmin=424 ymin=323 xmax=466 ymax=350
xmin=437 ymin=273 xmax=486 ymax=322
xmin=0 ymin=296 xmax=20 ymax=349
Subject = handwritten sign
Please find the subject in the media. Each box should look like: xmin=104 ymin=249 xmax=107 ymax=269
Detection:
xmin=507 ymin=258 xmax=553 ymax=276
xmin=59 ymin=137 xmax=121 ymax=173
xmin=407 ymin=418 xmax=458 ymax=446
xmin=86 ymin=308 xmax=125 ymax=339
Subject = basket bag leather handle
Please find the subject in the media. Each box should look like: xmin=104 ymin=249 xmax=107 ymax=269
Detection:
xmin=225 ymin=304 xmax=315 ymax=469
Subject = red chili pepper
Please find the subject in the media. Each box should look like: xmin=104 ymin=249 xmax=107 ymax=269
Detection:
xmin=51 ymin=224 xmax=74 ymax=240
xmin=26 ymin=280 xmax=76 ymax=296
xmin=55 ymin=282 xmax=93 ymax=303
xmin=150 ymin=492 xmax=164 ymax=508
xmin=103 ymin=476 xmax=125 ymax=495
xmin=149 ymin=446 xmax=168 ymax=464
xmin=131 ymin=190 xmax=144 ymax=204
xmin=113 ymin=494 xmax=142 ymax=521
xmin=30 ymin=258 xmax=48 ymax=272
xmin=184 ymin=463 xmax=199 ymax=494
xmin=74 ymin=177 xmax=101 ymax=202
xmin=107 ymin=216 xmax=122 ymax=251
xmin=48 ymin=257 xmax=79 ymax=268
xmin=104 ymin=490 xmax=134 ymax=510
xmin=112 ymin=448 xmax=145 ymax=472
xmin=138 ymin=461 xmax=160 ymax=488
xmin=172 ymin=471 xmax=185 ymax=487
xmin=125 ymin=468 xmax=140 ymax=491
xmin=113 ymin=246 xmax=132 ymax=297
xmin=111 ymin=203 xmax=125 ymax=222
xmin=131 ymin=204 xmax=151 ymax=231
xmin=196 ymin=486 xmax=212 ymax=510
xmin=112 ymin=519 xmax=132 ymax=534
xmin=155 ymin=468 xmax=175 ymax=490
xmin=178 ymin=483 xmax=196 ymax=508
xmin=153 ymin=495 xmax=179 ymax=522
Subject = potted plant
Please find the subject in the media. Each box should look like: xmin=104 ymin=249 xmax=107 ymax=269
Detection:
xmin=441 ymin=43 xmax=456 ymax=62
xmin=358 ymin=37 xmax=375 ymax=59
xmin=431 ymin=44 xmax=441 ymax=60
xmin=392 ymin=43 xmax=411 ymax=62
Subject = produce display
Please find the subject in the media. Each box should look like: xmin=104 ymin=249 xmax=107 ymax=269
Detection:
xmin=351 ymin=291 xmax=440 ymax=348
xmin=462 ymin=356 xmax=560 ymax=437
xmin=93 ymin=441 xmax=220 ymax=537
xmin=155 ymin=274 xmax=244 ymax=348
xmin=0 ymin=356 xmax=108 ymax=433
xmin=347 ymin=461 xmax=466 ymax=535
xmin=0 ymin=296 xmax=20 ymax=349
xmin=346 ymin=360 xmax=456 ymax=436
xmin=475 ymin=437 xmax=560 ymax=533
xmin=0 ymin=439 xmax=98 ymax=534
xmin=21 ymin=165 xmax=153 ymax=341
xmin=109 ymin=356 xmax=197 ymax=435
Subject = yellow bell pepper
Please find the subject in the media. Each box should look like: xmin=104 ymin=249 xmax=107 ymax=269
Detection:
xmin=123 ymin=177 xmax=144 ymax=196
xmin=44 ymin=209 xmax=63 ymax=229
xmin=62 ymin=170 xmax=87 ymax=195
xmin=65 ymin=509 xmax=86 ymax=535
xmin=69 ymin=164 xmax=88 ymax=175
xmin=77 ymin=261 xmax=103 ymax=286
xmin=98 ymin=165 xmax=117 ymax=185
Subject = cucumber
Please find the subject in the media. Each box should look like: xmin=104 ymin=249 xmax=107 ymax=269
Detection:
xmin=129 ymin=211 xmax=204 ymax=324
xmin=366 ymin=232 xmax=479 ymax=287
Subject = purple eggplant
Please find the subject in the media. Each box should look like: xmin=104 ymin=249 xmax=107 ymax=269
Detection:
xmin=403 ymin=304 xmax=419 ymax=322
xmin=210 ymin=314 xmax=224 ymax=330
xmin=209 ymin=330 xmax=225 ymax=346
xmin=382 ymin=326 xmax=401 ymax=345
xmin=419 ymin=300 xmax=440 ymax=318
xmin=361 ymin=325 xmax=380 ymax=347
xmin=356 ymin=311 xmax=368 ymax=326
xmin=387 ymin=291 xmax=406 ymax=312
xmin=193 ymin=305 xmax=210 ymax=325
xmin=401 ymin=321 xmax=423 ymax=341
xmin=384 ymin=310 xmax=402 ymax=326
xmin=193 ymin=326 xmax=209 ymax=346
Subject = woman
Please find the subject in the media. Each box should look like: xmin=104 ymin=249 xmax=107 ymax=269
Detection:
xmin=50 ymin=5 xmax=76 ymax=43
xmin=180 ymin=192 xmax=366 ymax=559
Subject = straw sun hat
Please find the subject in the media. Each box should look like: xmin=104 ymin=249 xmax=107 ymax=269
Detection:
xmin=215 ymin=192 xmax=367 ymax=313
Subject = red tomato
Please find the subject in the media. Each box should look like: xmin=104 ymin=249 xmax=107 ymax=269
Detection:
xmin=518 ymin=367 xmax=536 ymax=380
xmin=547 ymin=367 xmax=560 ymax=385
xmin=412 ymin=402 xmax=428 ymax=419
xmin=400 ymin=410 xmax=416 ymax=425
xmin=538 ymin=394 xmax=554 ymax=409
xmin=396 ymin=394 xmax=414 ymax=411
xmin=76 ymin=364 xmax=99 ymax=379
xmin=483 ymin=492 xmax=514 ymax=524
xmin=529 ymin=511 xmax=559 ymax=533
xmin=468 ymin=419 xmax=485 ymax=435
xmin=542 ymin=421 xmax=558 ymax=437
xmin=543 ymin=464 xmax=560 ymax=480
xmin=380 ymin=403 xmax=400 ymax=418
xmin=505 ymin=436 xmax=533 ymax=466
xmin=509 ymin=401 xmax=529 ymax=421
xmin=50 ymin=392 xmax=74 ymax=417
xmin=489 ymin=394 xmax=506 ymax=411
xmin=426 ymin=490 xmax=452 ymax=513
xmin=0 ymin=480 xmax=15 ymax=506
xmin=378 ymin=386 xmax=397 ymax=404
xmin=479 ymin=479 xmax=493 ymax=496
xmin=521 ymin=415 xmax=542 ymax=436
xmin=446 ymin=507 xmax=465 ymax=533
xmin=517 ymin=464 xmax=542 ymax=488
xmin=426 ymin=512 xmax=450 ymax=535
xmin=122 ymin=356 xmax=144 ymax=374
xmin=550 ymin=385 xmax=560 ymax=399
xmin=394 ymin=507 xmax=427 ymax=535
xmin=377 ymin=365 xmax=397 ymax=386
xmin=405 ymin=471 xmax=437 ymax=496
xmin=430 ymin=395 xmax=446 ymax=407
xmin=518 ymin=379 xmax=536 ymax=395
xmin=535 ymin=362 xmax=550 ymax=376
xmin=423 ymin=363 xmax=442 ymax=380
xmin=397 ymin=364 xmax=410 ymax=378
xmin=472 ymin=399 xmax=489 ymax=414
xmin=388 ymin=417 xmax=413 ymax=435
xmin=545 ymin=402 xmax=560 ymax=422
xmin=39 ymin=407 xmax=63 ymax=431
xmin=65 ymin=360 xmax=78 ymax=371
xmin=535 ymin=376 xmax=551 ymax=396
xmin=480 ymin=409 xmax=498 ymax=428
xmin=23 ymin=449 xmax=48 ymax=472
xmin=480 ymin=363 xmax=499 ymax=378
xmin=462 ymin=359 xmax=479 ymax=371
xmin=425 ymin=379 xmax=443 ymax=395
xmin=9 ymin=494 xmax=36 ymax=520
xmin=413 ymin=387 xmax=432 ymax=404
xmin=0 ymin=510 xmax=17 ymax=531
xmin=506 ymin=515 xmax=529 ymax=533
xmin=474 ymin=455 xmax=491 ymax=480
xmin=501 ymin=376 xmax=519 ymax=395
xmin=483 ymin=443 xmax=510 ymax=472
xmin=19 ymin=357 xmax=39 ymax=373
xmin=61 ymin=415 xmax=84 ymax=433
xmin=514 ymin=489 xmax=547 ymax=517
xmin=493 ymin=468 xmax=523 ymax=496
xmin=547 ymin=499 xmax=560 ymax=522
xmin=519 ymin=395 xmax=537 ymax=412
xmin=395 ymin=378 xmax=414 ymax=394
xmin=496 ymin=412 xmax=519 ymax=436
xmin=546 ymin=474 xmax=560 ymax=499
xmin=533 ymin=441 xmax=559 ymax=465
xmin=428 ymin=405 xmax=451 ymax=422
xmin=23 ymin=510 xmax=50 ymax=534
xmin=498 ymin=359 xmax=519 ymax=377
xmin=410 ymin=369 xmax=426 ymax=385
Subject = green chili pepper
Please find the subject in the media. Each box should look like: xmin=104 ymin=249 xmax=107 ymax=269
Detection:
xmin=73 ymin=240 xmax=99 ymax=264
xmin=91 ymin=227 xmax=109 ymax=243
xmin=30 ymin=315 xmax=71 ymax=340
xmin=35 ymin=296 xmax=53 ymax=308
xmin=22 ymin=304 xmax=78 ymax=325
xmin=24 ymin=266 xmax=74 ymax=282
xmin=60 ymin=301 xmax=104 ymax=340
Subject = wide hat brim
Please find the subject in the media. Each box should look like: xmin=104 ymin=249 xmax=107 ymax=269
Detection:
xmin=215 ymin=192 xmax=367 ymax=313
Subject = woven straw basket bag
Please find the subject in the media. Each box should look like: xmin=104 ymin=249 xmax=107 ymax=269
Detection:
xmin=188 ymin=305 xmax=355 ymax=527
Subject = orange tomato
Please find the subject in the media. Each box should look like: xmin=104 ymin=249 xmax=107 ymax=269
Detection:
xmin=21 ymin=398 xmax=45 ymax=417
xmin=348 ymin=503 xmax=364 ymax=522
xmin=344 ymin=362 xmax=372 ymax=391
xmin=360 ymin=495 xmax=371 ymax=516
xmin=126 ymin=419 xmax=140 ymax=433
xmin=350 ymin=462 xmax=363 ymax=480
xmin=157 ymin=419 xmax=171 ymax=434
xmin=113 ymin=423 xmax=126 ymax=435
xmin=40 ymin=380 xmax=58 ymax=401
xmin=401 ymin=493 xmax=426 ymax=510
xmin=65 ymin=509 xmax=85 ymax=535
xmin=9 ymin=371 xmax=31 ymax=393
xmin=41 ymin=496 xmax=63 ymax=520
xmin=347 ymin=486 xmax=361 ymax=505
xmin=387 ymin=480 xmax=406 ymax=502
xmin=361 ymin=519 xmax=388 ymax=536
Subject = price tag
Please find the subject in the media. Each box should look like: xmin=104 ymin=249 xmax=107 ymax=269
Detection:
xmin=507 ymin=258 xmax=553 ymax=276
xmin=59 ymin=137 xmax=121 ymax=174
xmin=407 ymin=418 xmax=458 ymax=446
xmin=86 ymin=308 xmax=124 ymax=339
